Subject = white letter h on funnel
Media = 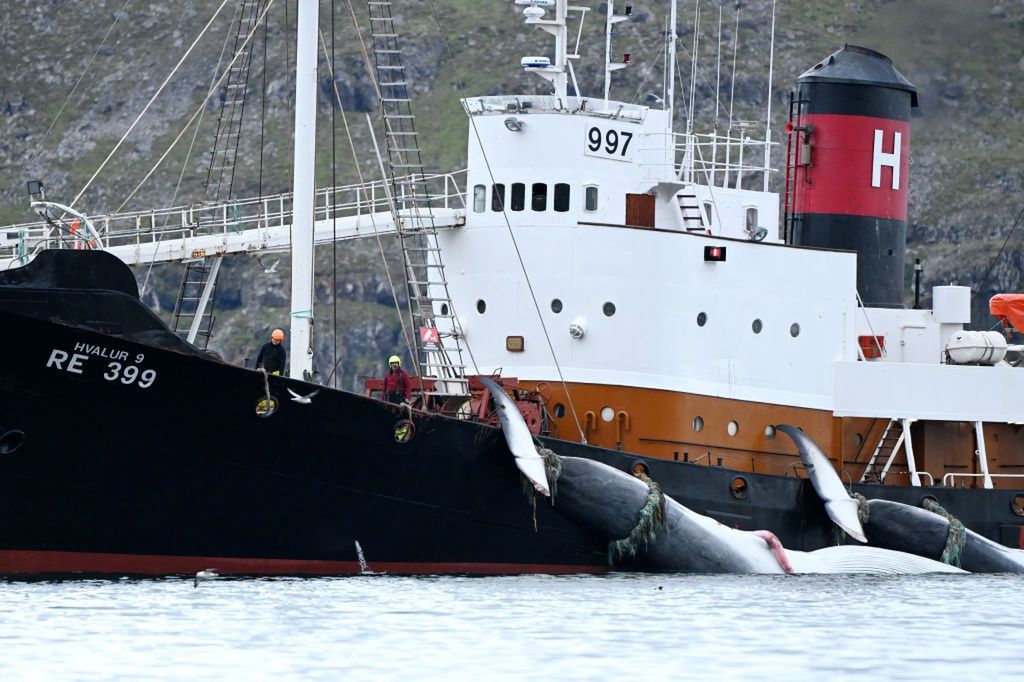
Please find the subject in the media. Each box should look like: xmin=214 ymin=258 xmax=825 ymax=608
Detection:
xmin=872 ymin=129 xmax=901 ymax=190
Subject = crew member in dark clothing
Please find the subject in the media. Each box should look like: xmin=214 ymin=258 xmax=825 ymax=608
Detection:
xmin=256 ymin=328 xmax=287 ymax=375
xmin=382 ymin=355 xmax=411 ymax=404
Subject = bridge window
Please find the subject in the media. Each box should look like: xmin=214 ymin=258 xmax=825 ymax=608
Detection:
xmin=531 ymin=183 xmax=547 ymax=211
xmin=511 ymin=183 xmax=525 ymax=211
xmin=584 ymin=185 xmax=598 ymax=212
xmin=491 ymin=184 xmax=506 ymax=212
xmin=554 ymin=183 xmax=570 ymax=212
xmin=473 ymin=185 xmax=486 ymax=213
xmin=704 ymin=202 xmax=713 ymax=226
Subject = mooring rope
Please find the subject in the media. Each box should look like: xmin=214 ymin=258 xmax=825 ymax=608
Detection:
xmin=608 ymin=473 xmax=667 ymax=565
xmin=521 ymin=447 xmax=561 ymax=532
xmin=853 ymin=492 xmax=871 ymax=525
xmin=258 ymin=367 xmax=271 ymax=414
xmin=922 ymin=498 xmax=967 ymax=568
xmin=538 ymin=447 xmax=561 ymax=501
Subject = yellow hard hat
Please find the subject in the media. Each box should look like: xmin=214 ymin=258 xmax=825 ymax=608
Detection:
xmin=271 ymin=329 xmax=285 ymax=341
xmin=388 ymin=355 xmax=401 ymax=365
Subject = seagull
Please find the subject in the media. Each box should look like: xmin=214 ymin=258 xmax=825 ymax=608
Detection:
xmin=193 ymin=568 xmax=218 ymax=588
xmin=257 ymin=256 xmax=280 ymax=274
xmin=288 ymin=388 xmax=320 ymax=404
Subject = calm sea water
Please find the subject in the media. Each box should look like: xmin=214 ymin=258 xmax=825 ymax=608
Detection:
xmin=1 ymin=573 xmax=1021 ymax=680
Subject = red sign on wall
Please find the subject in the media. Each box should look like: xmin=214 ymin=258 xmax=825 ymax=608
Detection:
xmin=419 ymin=327 xmax=440 ymax=345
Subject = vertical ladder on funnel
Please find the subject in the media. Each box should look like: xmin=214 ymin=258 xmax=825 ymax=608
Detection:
xmin=367 ymin=0 xmax=469 ymax=399
xmin=171 ymin=0 xmax=266 ymax=347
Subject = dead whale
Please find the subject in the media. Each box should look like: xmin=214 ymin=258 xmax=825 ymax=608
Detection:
xmin=777 ymin=424 xmax=1024 ymax=573
xmin=488 ymin=397 xmax=962 ymax=573
xmin=549 ymin=454 xmax=963 ymax=574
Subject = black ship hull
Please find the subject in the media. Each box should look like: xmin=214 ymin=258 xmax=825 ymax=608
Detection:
xmin=0 ymin=252 xmax=1020 ymax=576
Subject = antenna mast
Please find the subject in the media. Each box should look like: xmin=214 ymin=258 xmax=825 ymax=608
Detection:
xmin=604 ymin=1 xmax=630 ymax=103
xmin=763 ymin=0 xmax=777 ymax=192
xmin=667 ymin=0 xmax=677 ymax=133
xmin=522 ymin=0 xmax=570 ymax=98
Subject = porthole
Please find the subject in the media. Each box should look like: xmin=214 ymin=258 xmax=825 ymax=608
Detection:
xmin=440 ymin=303 xmax=449 ymax=316
xmin=697 ymin=312 xmax=708 ymax=327
xmin=730 ymin=476 xmax=749 ymax=500
xmin=0 ymin=430 xmax=25 ymax=455
xmin=1012 ymin=494 xmax=1024 ymax=517
xmin=551 ymin=298 xmax=563 ymax=314
xmin=764 ymin=425 xmax=776 ymax=440
xmin=790 ymin=323 xmax=800 ymax=337
xmin=393 ymin=419 xmax=415 ymax=443
xmin=601 ymin=406 xmax=614 ymax=422
xmin=553 ymin=403 xmax=566 ymax=418
xmin=603 ymin=302 xmax=616 ymax=317
xmin=476 ymin=299 xmax=486 ymax=314
xmin=255 ymin=396 xmax=279 ymax=417
xmin=727 ymin=421 xmax=739 ymax=437
xmin=752 ymin=319 xmax=763 ymax=334
xmin=854 ymin=433 xmax=864 ymax=447
xmin=693 ymin=416 xmax=704 ymax=432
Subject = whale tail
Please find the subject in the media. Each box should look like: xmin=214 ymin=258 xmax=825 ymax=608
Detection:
xmin=480 ymin=377 xmax=550 ymax=496
xmin=777 ymin=424 xmax=867 ymax=543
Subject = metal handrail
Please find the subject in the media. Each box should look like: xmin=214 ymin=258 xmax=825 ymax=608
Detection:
xmin=942 ymin=472 xmax=1024 ymax=487
xmin=0 ymin=170 xmax=468 ymax=259
xmin=881 ymin=470 xmax=934 ymax=486
xmin=673 ymin=130 xmax=776 ymax=187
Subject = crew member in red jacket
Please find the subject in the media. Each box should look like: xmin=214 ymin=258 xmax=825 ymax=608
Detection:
xmin=382 ymin=355 xmax=411 ymax=404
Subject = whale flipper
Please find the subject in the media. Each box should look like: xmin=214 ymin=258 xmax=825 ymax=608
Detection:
xmin=481 ymin=377 xmax=550 ymax=496
xmin=777 ymin=424 xmax=867 ymax=543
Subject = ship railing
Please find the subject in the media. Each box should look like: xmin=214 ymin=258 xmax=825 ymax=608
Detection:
xmin=673 ymin=128 xmax=777 ymax=190
xmin=0 ymin=171 xmax=468 ymax=260
xmin=463 ymin=95 xmax=648 ymax=122
xmin=942 ymin=473 xmax=1024 ymax=488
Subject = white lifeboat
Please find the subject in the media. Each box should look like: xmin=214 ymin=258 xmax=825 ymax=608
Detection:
xmin=945 ymin=331 xmax=1007 ymax=365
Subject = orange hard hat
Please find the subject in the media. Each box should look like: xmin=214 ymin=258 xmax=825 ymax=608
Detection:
xmin=271 ymin=329 xmax=285 ymax=341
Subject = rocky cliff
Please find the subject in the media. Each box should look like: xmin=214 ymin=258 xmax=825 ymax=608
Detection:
xmin=1 ymin=0 xmax=1021 ymax=387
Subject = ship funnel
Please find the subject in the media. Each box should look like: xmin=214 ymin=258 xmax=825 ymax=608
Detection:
xmin=784 ymin=45 xmax=918 ymax=308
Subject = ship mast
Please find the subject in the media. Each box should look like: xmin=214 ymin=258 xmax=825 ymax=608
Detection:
xmin=289 ymin=0 xmax=318 ymax=381
xmin=521 ymin=0 xmax=570 ymax=98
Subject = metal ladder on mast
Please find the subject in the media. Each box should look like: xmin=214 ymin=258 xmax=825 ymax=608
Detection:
xmin=367 ymin=0 xmax=470 ymax=399
xmin=171 ymin=0 xmax=266 ymax=347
